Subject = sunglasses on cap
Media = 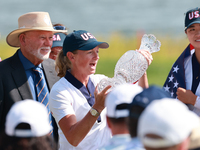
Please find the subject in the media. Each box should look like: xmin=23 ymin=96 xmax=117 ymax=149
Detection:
xmin=53 ymin=26 xmax=66 ymax=30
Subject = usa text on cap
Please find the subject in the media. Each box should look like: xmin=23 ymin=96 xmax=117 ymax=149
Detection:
xmin=185 ymin=7 xmax=200 ymax=30
xmin=63 ymin=30 xmax=109 ymax=55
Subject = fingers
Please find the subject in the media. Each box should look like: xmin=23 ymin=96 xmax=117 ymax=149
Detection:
xmin=101 ymin=85 xmax=112 ymax=95
xmin=176 ymin=88 xmax=196 ymax=105
xmin=177 ymin=87 xmax=187 ymax=100
xmin=137 ymin=49 xmax=153 ymax=66
xmin=94 ymin=84 xmax=112 ymax=94
xmin=93 ymin=85 xmax=112 ymax=112
xmin=177 ymin=87 xmax=186 ymax=95
xmin=136 ymin=49 xmax=150 ymax=55
xmin=94 ymin=85 xmax=98 ymax=97
xmin=103 ymin=85 xmax=112 ymax=91
xmin=177 ymin=87 xmax=183 ymax=98
xmin=94 ymin=84 xmax=112 ymax=100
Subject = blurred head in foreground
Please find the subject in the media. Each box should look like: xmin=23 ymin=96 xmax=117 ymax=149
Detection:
xmin=0 ymin=99 xmax=57 ymax=150
xmin=138 ymin=98 xmax=200 ymax=150
xmin=105 ymin=83 xmax=143 ymax=135
xmin=128 ymin=85 xmax=171 ymax=138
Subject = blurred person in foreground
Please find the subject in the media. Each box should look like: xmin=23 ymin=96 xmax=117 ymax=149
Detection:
xmin=50 ymin=23 xmax=67 ymax=60
xmin=138 ymin=98 xmax=200 ymax=150
xmin=189 ymin=126 xmax=200 ymax=150
xmin=49 ymin=30 xmax=153 ymax=150
xmin=125 ymin=85 xmax=171 ymax=150
xmin=163 ymin=7 xmax=200 ymax=116
xmin=99 ymin=83 xmax=143 ymax=150
xmin=0 ymin=99 xmax=57 ymax=150
xmin=0 ymin=11 xmax=66 ymax=142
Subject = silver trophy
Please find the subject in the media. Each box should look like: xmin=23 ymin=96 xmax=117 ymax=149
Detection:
xmin=97 ymin=34 xmax=161 ymax=93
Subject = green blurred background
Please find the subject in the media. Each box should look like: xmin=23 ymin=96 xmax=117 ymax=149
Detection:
xmin=0 ymin=33 xmax=189 ymax=87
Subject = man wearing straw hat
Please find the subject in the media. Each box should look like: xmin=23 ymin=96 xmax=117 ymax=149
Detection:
xmin=0 ymin=12 xmax=67 ymax=142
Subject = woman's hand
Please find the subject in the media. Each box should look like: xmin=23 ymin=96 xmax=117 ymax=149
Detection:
xmin=177 ymin=87 xmax=197 ymax=105
xmin=58 ymin=84 xmax=111 ymax=147
xmin=93 ymin=85 xmax=111 ymax=113
xmin=136 ymin=49 xmax=153 ymax=66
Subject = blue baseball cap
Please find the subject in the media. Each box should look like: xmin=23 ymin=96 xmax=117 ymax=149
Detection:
xmin=62 ymin=30 xmax=109 ymax=55
xmin=129 ymin=85 xmax=171 ymax=118
xmin=185 ymin=7 xmax=200 ymax=31
xmin=52 ymin=32 xmax=66 ymax=48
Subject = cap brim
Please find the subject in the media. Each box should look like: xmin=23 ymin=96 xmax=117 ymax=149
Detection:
xmin=6 ymin=28 xmax=68 ymax=47
xmin=79 ymin=41 xmax=109 ymax=50
xmin=185 ymin=21 xmax=200 ymax=30
xmin=52 ymin=41 xmax=63 ymax=48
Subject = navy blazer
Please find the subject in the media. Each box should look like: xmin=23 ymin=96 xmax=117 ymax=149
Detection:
xmin=0 ymin=50 xmax=60 ymax=135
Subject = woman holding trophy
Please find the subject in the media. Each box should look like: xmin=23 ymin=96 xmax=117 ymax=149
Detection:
xmin=49 ymin=30 xmax=157 ymax=150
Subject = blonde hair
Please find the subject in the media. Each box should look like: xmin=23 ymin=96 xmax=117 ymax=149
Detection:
xmin=55 ymin=50 xmax=77 ymax=78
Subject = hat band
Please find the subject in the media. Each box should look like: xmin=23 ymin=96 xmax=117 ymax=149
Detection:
xmin=114 ymin=103 xmax=130 ymax=118
xmin=115 ymin=109 xmax=129 ymax=118
xmin=142 ymin=136 xmax=176 ymax=148
xmin=14 ymin=129 xmax=33 ymax=137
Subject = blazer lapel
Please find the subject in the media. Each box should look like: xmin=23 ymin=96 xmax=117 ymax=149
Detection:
xmin=11 ymin=52 xmax=33 ymax=100
xmin=42 ymin=58 xmax=60 ymax=90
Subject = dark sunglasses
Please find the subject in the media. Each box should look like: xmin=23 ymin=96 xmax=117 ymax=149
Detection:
xmin=53 ymin=26 xmax=66 ymax=30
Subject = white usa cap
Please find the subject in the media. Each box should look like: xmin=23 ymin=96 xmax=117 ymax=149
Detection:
xmin=105 ymin=83 xmax=143 ymax=118
xmin=5 ymin=99 xmax=52 ymax=137
xmin=138 ymin=98 xmax=200 ymax=148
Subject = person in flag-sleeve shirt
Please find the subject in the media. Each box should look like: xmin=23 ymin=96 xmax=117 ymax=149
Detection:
xmin=163 ymin=7 xmax=200 ymax=116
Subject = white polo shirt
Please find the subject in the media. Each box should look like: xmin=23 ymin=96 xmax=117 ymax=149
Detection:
xmin=49 ymin=74 xmax=111 ymax=150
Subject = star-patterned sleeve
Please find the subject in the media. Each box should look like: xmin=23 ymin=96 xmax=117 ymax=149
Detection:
xmin=163 ymin=44 xmax=192 ymax=99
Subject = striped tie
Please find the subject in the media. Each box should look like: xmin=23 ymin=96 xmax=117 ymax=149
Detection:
xmin=32 ymin=66 xmax=53 ymax=135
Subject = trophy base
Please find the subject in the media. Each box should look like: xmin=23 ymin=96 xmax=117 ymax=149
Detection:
xmin=97 ymin=77 xmax=124 ymax=93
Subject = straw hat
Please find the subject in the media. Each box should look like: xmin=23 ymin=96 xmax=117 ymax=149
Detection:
xmin=6 ymin=12 xmax=68 ymax=47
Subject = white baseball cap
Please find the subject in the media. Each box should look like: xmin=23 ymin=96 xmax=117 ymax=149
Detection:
xmin=189 ymin=126 xmax=200 ymax=149
xmin=138 ymin=98 xmax=200 ymax=148
xmin=105 ymin=83 xmax=143 ymax=118
xmin=5 ymin=99 xmax=52 ymax=137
